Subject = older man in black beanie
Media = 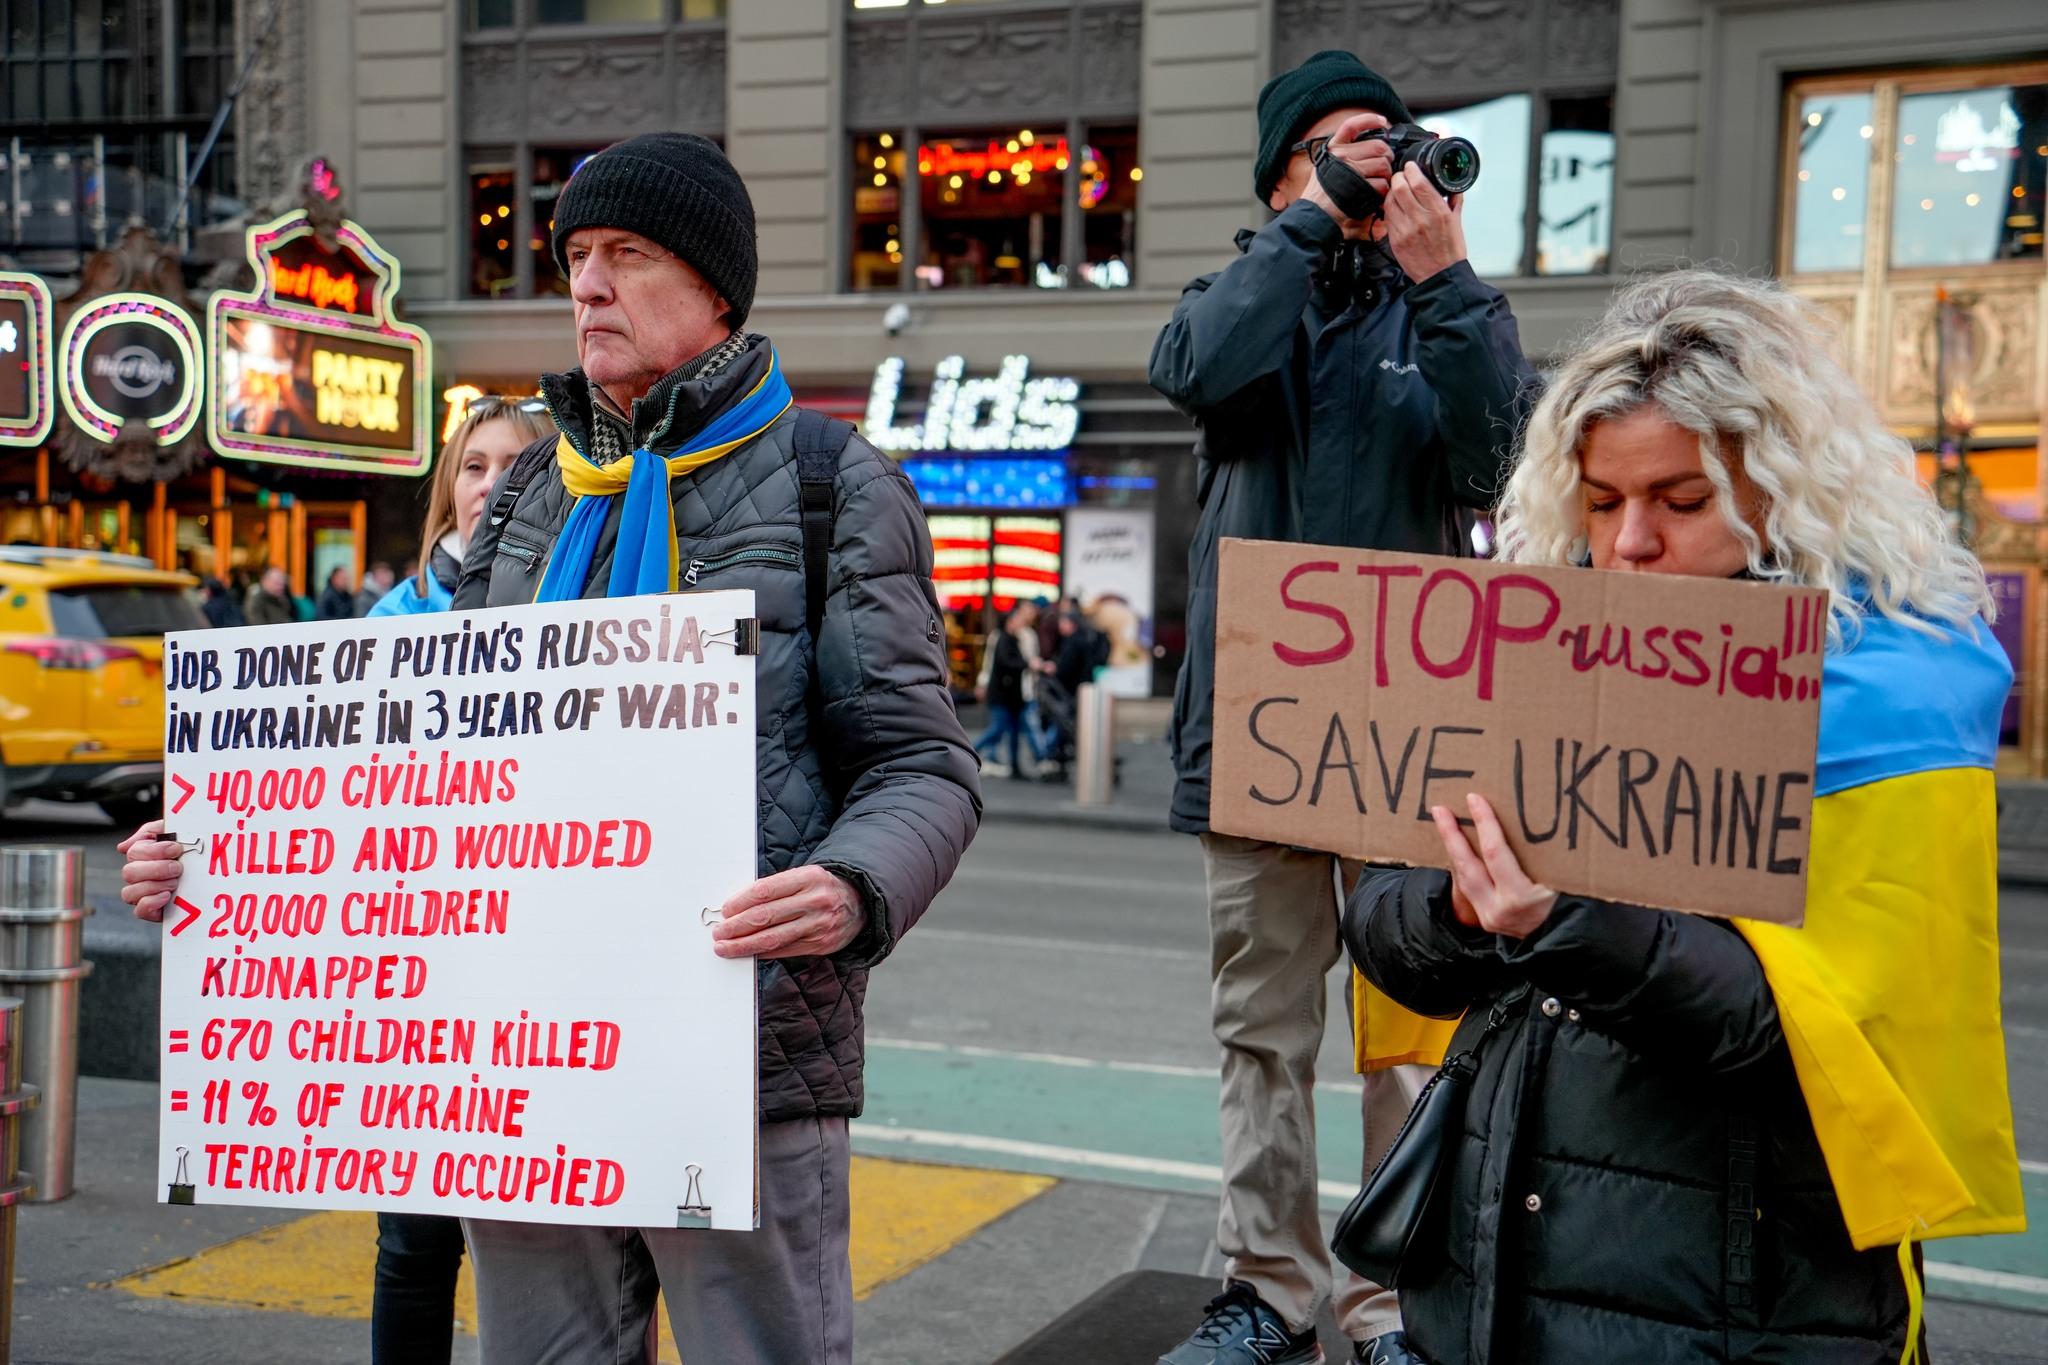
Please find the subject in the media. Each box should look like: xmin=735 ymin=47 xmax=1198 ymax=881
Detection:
xmin=1150 ymin=52 xmax=1538 ymax=1365
xmin=447 ymin=131 xmax=982 ymax=1363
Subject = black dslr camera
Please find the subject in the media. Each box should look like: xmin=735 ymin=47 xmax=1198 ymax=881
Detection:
xmin=1313 ymin=124 xmax=1480 ymax=220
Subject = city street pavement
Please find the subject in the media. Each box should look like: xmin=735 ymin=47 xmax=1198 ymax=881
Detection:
xmin=9 ymin=776 xmax=2048 ymax=1363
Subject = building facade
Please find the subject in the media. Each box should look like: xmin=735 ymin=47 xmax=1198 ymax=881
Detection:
xmin=5 ymin=0 xmax=2047 ymax=757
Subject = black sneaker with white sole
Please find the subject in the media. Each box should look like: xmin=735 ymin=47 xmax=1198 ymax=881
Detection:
xmin=1156 ymin=1281 xmax=1322 ymax=1365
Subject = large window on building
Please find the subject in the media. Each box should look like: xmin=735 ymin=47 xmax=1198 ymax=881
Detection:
xmin=1784 ymin=65 xmax=2048 ymax=276
xmin=1891 ymin=82 xmax=2047 ymax=269
xmin=0 ymin=0 xmax=241 ymax=261
xmin=469 ymin=0 xmax=722 ymax=25
xmin=849 ymin=123 xmax=1141 ymax=292
xmin=530 ymin=145 xmax=605 ymax=296
xmin=1413 ymin=91 xmax=1612 ymax=279
xmin=1788 ymin=91 xmax=1876 ymax=274
xmin=463 ymin=144 xmax=673 ymax=298
xmin=467 ymin=153 xmax=519 ymax=298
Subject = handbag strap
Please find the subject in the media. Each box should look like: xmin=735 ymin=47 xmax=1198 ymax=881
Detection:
xmin=1444 ymin=986 xmax=1525 ymax=1072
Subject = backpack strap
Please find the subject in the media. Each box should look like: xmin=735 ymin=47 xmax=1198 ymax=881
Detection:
xmin=790 ymin=407 xmax=857 ymax=641
xmin=489 ymin=434 xmax=559 ymax=532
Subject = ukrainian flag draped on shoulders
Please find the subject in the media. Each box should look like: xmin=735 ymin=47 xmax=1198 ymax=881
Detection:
xmin=1737 ymin=603 xmax=2026 ymax=1253
xmin=535 ymin=346 xmax=793 ymax=602
xmin=1350 ymin=598 xmax=2028 ymax=1260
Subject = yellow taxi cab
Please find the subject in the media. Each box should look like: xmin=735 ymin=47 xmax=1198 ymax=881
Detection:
xmin=0 ymin=546 xmax=205 ymax=825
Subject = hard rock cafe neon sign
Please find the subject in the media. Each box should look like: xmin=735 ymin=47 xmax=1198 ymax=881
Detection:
xmin=268 ymin=259 xmax=362 ymax=313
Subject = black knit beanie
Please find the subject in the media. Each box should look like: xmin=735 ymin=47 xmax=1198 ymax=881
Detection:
xmin=1254 ymin=50 xmax=1414 ymax=203
xmin=551 ymin=132 xmax=759 ymax=327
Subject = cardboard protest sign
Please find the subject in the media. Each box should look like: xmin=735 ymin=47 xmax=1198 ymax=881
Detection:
xmin=1211 ymin=540 xmax=1827 ymax=924
xmin=157 ymin=594 xmax=759 ymax=1229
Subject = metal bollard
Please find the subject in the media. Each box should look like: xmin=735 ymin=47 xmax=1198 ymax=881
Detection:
xmin=1074 ymin=683 xmax=1116 ymax=808
xmin=0 ymin=847 xmax=89 ymax=1202
xmin=1 ymin=995 xmax=40 ymax=1365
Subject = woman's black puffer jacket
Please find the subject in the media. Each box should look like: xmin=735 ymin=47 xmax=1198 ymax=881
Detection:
xmin=1344 ymin=868 xmax=1910 ymax=1365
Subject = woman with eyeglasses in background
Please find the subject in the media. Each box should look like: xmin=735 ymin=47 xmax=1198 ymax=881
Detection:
xmin=369 ymin=395 xmax=557 ymax=618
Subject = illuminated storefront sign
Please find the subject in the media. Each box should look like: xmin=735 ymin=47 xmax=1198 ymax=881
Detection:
xmin=918 ymin=135 xmax=1072 ymax=181
xmin=0 ymin=271 xmax=53 ymax=447
xmin=58 ymin=292 xmax=204 ymax=447
xmin=864 ymin=355 xmax=1081 ymax=453
xmin=925 ymin=514 xmax=1064 ymax=610
xmin=900 ymin=456 xmax=1072 ymax=508
xmin=208 ymin=208 xmax=432 ymax=475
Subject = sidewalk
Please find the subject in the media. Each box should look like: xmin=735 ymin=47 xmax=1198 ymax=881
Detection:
xmin=20 ymin=1077 xmax=2045 ymax=1364
xmin=8 ymin=1077 xmax=1292 ymax=1365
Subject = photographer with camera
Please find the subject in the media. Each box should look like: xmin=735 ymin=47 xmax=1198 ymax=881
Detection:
xmin=1148 ymin=49 xmax=1538 ymax=1365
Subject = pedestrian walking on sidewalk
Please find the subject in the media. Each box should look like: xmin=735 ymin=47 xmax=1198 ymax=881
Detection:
xmin=1345 ymin=268 xmax=2026 ymax=1364
xmin=315 ymin=566 xmax=356 ymax=621
xmin=243 ymin=565 xmax=294 ymax=627
xmin=120 ymin=131 xmax=980 ymax=1365
xmin=974 ymin=602 xmax=1040 ymax=777
xmin=354 ymin=560 xmax=396 ymax=616
xmin=1148 ymin=48 xmax=1538 ymax=1365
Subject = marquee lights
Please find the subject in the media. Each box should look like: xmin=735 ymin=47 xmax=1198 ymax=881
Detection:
xmin=864 ymin=354 xmax=1081 ymax=454
xmin=0 ymin=271 xmax=54 ymax=447
xmin=58 ymin=292 xmax=205 ymax=446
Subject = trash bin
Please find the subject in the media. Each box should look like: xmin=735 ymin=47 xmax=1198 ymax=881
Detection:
xmin=0 ymin=847 xmax=89 ymax=1202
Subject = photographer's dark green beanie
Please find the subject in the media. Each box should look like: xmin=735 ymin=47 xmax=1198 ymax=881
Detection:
xmin=551 ymin=132 xmax=758 ymax=326
xmin=1254 ymin=50 xmax=1414 ymax=203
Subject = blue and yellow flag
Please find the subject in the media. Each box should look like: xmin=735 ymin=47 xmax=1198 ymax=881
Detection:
xmin=1738 ymin=608 xmax=2025 ymax=1253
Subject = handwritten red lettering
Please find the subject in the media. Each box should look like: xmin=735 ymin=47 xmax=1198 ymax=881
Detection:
xmin=1274 ymin=562 xmax=1354 ymax=667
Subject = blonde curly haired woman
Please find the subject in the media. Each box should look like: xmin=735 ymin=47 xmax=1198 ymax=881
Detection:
xmin=1342 ymin=269 xmax=2025 ymax=1364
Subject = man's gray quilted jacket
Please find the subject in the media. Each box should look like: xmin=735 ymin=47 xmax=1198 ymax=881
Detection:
xmin=452 ymin=334 xmax=982 ymax=1123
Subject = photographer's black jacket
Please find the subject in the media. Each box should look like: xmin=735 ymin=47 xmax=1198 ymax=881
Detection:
xmin=1149 ymin=200 xmax=1538 ymax=833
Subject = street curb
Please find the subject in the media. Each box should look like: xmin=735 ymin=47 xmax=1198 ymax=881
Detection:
xmin=979 ymin=802 xmax=1173 ymax=834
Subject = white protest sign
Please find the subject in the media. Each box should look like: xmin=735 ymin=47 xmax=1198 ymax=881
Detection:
xmin=157 ymin=593 xmax=759 ymax=1230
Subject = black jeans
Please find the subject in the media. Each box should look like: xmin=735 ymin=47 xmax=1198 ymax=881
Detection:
xmin=372 ymin=1212 xmax=466 ymax=1365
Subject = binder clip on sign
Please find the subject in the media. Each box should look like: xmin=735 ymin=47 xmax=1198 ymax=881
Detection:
xmin=676 ymin=1162 xmax=712 ymax=1229
xmin=168 ymin=1145 xmax=195 ymax=1205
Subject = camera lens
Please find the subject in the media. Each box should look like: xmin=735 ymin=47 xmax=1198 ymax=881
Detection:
xmin=1424 ymin=136 xmax=1481 ymax=194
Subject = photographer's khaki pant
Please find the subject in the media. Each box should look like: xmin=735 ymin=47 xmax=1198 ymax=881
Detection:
xmin=1202 ymin=833 xmax=1432 ymax=1341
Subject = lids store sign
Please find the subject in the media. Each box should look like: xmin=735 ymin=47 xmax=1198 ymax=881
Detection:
xmin=864 ymin=355 xmax=1082 ymax=454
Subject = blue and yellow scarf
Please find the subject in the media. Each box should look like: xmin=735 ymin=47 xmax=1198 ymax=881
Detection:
xmin=535 ymin=348 xmax=793 ymax=601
